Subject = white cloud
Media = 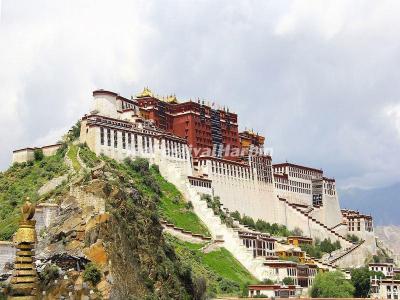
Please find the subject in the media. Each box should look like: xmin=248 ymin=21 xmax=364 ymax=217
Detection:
xmin=385 ymin=104 xmax=400 ymax=139
xmin=1 ymin=0 xmax=400 ymax=192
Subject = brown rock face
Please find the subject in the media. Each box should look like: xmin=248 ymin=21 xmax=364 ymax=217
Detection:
xmin=84 ymin=239 xmax=108 ymax=268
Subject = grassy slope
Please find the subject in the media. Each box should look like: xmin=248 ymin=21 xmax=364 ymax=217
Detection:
xmin=167 ymin=235 xmax=257 ymax=296
xmin=152 ymin=170 xmax=210 ymax=237
xmin=67 ymin=144 xmax=81 ymax=172
xmin=94 ymin=152 xmax=210 ymax=237
xmin=0 ymin=150 xmax=68 ymax=240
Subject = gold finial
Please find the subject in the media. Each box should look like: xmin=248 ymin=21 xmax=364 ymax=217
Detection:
xmin=166 ymin=94 xmax=178 ymax=103
xmin=21 ymin=198 xmax=35 ymax=221
xmin=137 ymin=87 xmax=153 ymax=98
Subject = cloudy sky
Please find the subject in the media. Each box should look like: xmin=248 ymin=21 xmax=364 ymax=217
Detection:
xmin=1 ymin=0 xmax=400 ymax=192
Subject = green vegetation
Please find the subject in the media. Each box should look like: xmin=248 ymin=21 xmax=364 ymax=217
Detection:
xmin=282 ymin=277 xmax=295 ymax=285
xmin=231 ymin=210 xmax=292 ymax=237
xmin=100 ymin=156 xmax=210 ymax=237
xmin=39 ymin=264 xmax=60 ymax=287
xmin=350 ymin=267 xmax=384 ymax=298
xmin=34 ymin=149 xmax=44 ymax=161
xmin=66 ymin=120 xmax=81 ymax=142
xmin=0 ymin=151 xmax=68 ymax=240
xmin=310 ymin=271 xmax=355 ymax=298
xmin=346 ymin=234 xmax=360 ymax=243
xmin=78 ymin=143 xmax=101 ymax=168
xmin=67 ymin=144 xmax=81 ymax=172
xmin=100 ymin=158 xmax=200 ymax=299
xmin=166 ymin=234 xmax=256 ymax=297
xmin=151 ymin=165 xmax=210 ymax=236
xmin=300 ymin=238 xmax=341 ymax=259
xmin=83 ymin=263 xmax=102 ymax=286
xmin=201 ymin=195 xmax=234 ymax=227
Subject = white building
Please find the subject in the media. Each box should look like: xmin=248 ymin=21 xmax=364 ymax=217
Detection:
xmin=371 ymin=278 xmax=400 ymax=299
xmin=11 ymin=88 xmax=379 ymax=270
xmin=369 ymin=262 xmax=395 ymax=278
xmin=248 ymin=284 xmax=302 ymax=298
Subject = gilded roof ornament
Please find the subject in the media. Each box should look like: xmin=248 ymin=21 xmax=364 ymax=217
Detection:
xmin=167 ymin=94 xmax=178 ymax=104
xmin=137 ymin=87 xmax=153 ymax=98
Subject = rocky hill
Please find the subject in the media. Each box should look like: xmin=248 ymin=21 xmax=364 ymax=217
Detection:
xmin=0 ymin=137 xmax=255 ymax=298
xmin=375 ymin=226 xmax=400 ymax=261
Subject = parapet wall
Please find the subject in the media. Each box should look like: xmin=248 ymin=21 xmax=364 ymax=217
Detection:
xmin=12 ymin=144 xmax=62 ymax=164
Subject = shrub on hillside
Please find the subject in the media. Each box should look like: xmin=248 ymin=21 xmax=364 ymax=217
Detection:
xmin=346 ymin=234 xmax=360 ymax=243
xmin=130 ymin=158 xmax=150 ymax=174
xmin=241 ymin=215 xmax=256 ymax=229
xmin=230 ymin=210 xmax=241 ymax=222
xmin=150 ymin=164 xmax=160 ymax=174
xmin=185 ymin=201 xmax=193 ymax=210
xmin=193 ymin=276 xmax=207 ymax=300
xmin=34 ymin=149 xmax=44 ymax=161
xmin=83 ymin=263 xmax=102 ymax=286
xmin=40 ymin=264 xmax=60 ymax=287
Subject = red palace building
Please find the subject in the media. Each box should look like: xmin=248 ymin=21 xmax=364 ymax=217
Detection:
xmin=135 ymin=88 xmax=263 ymax=159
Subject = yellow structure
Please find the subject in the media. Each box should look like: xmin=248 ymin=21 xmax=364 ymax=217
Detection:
xmin=287 ymin=236 xmax=313 ymax=247
xmin=8 ymin=200 xmax=38 ymax=300
xmin=136 ymin=87 xmax=153 ymax=98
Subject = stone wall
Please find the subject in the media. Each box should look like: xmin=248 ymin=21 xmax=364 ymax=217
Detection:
xmin=34 ymin=203 xmax=60 ymax=234
xmin=12 ymin=144 xmax=62 ymax=164
xmin=0 ymin=241 xmax=15 ymax=274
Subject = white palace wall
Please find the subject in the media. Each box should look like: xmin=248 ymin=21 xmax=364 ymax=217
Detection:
xmin=77 ymin=90 xmax=377 ymax=262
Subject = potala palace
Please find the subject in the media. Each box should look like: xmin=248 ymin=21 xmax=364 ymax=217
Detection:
xmin=8 ymin=88 xmax=399 ymax=298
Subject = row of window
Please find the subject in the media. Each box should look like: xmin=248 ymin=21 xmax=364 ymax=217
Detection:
xmin=211 ymin=160 xmax=254 ymax=180
xmin=347 ymin=219 xmax=373 ymax=232
xmin=189 ymin=178 xmax=211 ymax=189
xmin=274 ymin=183 xmax=312 ymax=194
xmin=100 ymin=127 xmax=187 ymax=159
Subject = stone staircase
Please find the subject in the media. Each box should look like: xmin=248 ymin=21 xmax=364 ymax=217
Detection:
xmin=328 ymin=240 xmax=365 ymax=266
xmin=184 ymin=183 xmax=271 ymax=280
xmin=279 ymin=198 xmax=353 ymax=248
xmin=159 ymin=165 xmax=274 ymax=281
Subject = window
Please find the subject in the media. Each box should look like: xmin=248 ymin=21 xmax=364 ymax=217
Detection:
xmin=122 ymin=132 xmax=126 ymax=149
xmin=128 ymin=133 xmax=132 ymax=149
xmin=114 ymin=130 xmax=118 ymax=148
xmin=100 ymin=127 xmax=104 ymax=145
xmin=134 ymin=134 xmax=138 ymax=151
xmin=107 ymin=129 xmax=111 ymax=146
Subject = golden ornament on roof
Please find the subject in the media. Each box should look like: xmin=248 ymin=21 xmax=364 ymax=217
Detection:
xmin=137 ymin=87 xmax=153 ymax=98
xmin=166 ymin=94 xmax=178 ymax=103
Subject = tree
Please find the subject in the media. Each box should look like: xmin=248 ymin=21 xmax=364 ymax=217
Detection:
xmin=291 ymin=227 xmax=303 ymax=236
xmin=346 ymin=234 xmax=360 ymax=243
xmin=351 ymin=267 xmax=384 ymax=298
xmin=34 ymin=149 xmax=44 ymax=161
xmin=241 ymin=215 xmax=256 ymax=229
xmin=310 ymin=271 xmax=355 ymax=298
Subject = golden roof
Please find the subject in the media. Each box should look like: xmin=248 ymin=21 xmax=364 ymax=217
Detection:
xmin=166 ymin=94 xmax=178 ymax=104
xmin=137 ymin=87 xmax=153 ymax=98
